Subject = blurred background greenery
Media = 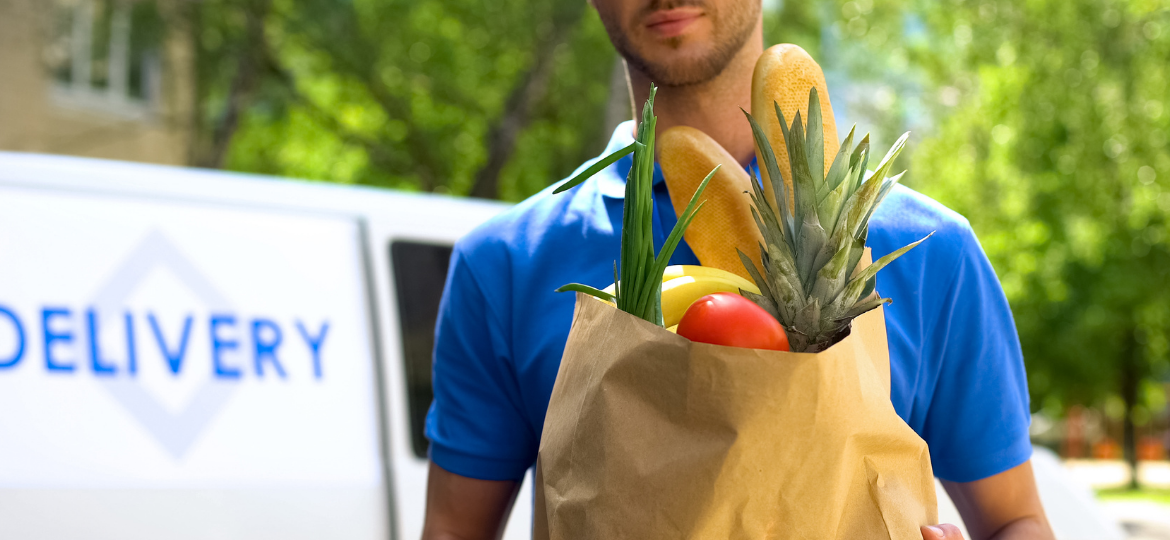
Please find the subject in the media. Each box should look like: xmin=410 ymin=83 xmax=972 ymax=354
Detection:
xmin=3 ymin=0 xmax=1170 ymax=488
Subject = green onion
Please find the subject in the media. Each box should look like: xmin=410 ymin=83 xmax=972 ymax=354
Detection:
xmin=555 ymin=85 xmax=717 ymax=326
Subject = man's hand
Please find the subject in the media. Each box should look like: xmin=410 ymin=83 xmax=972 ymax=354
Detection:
xmin=421 ymin=461 xmax=520 ymax=540
xmin=938 ymin=460 xmax=1055 ymax=540
xmin=922 ymin=524 xmax=966 ymax=539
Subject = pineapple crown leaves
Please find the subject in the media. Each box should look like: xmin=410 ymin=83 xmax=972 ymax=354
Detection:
xmin=739 ymin=87 xmax=932 ymax=352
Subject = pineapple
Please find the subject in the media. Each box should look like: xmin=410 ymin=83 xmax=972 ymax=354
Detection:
xmin=739 ymin=89 xmax=931 ymax=352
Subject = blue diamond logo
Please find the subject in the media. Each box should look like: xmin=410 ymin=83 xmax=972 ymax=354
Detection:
xmin=89 ymin=231 xmax=237 ymax=460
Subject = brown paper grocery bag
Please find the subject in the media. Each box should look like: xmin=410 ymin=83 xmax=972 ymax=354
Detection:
xmin=534 ymin=293 xmax=937 ymax=540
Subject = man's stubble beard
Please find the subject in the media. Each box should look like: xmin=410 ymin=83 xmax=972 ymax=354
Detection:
xmin=600 ymin=0 xmax=760 ymax=88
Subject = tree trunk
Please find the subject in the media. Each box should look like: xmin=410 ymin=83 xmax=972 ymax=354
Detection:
xmin=1121 ymin=326 xmax=1140 ymax=490
xmin=467 ymin=45 xmax=557 ymax=198
xmin=196 ymin=0 xmax=271 ymax=169
xmin=467 ymin=3 xmax=587 ymax=199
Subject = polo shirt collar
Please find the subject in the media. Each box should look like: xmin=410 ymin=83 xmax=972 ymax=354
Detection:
xmin=594 ymin=120 xmax=761 ymax=200
xmin=596 ymin=121 xmax=667 ymax=200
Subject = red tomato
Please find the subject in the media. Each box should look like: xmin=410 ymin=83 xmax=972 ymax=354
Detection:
xmin=676 ymin=292 xmax=790 ymax=351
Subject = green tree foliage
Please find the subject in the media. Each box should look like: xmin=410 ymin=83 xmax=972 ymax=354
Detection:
xmin=763 ymin=0 xmax=825 ymax=57
xmin=188 ymin=0 xmax=617 ymax=200
xmin=865 ymin=0 xmax=1170 ymax=483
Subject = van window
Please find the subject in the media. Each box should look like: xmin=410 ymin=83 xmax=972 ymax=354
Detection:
xmin=389 ymin=240 xmax=453 ymax=459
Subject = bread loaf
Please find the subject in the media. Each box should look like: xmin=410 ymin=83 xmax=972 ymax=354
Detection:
xmin=751 ymin=44 xmax=839 ymax=212
xmin=660 ymin=126 xmax=763 ymax=281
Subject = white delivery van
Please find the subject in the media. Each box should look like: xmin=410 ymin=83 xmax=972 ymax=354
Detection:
xmin=0 ymin=151 xmax=1128 ymax=540
xmin=0 ymin=151 xmax=531 ymax=540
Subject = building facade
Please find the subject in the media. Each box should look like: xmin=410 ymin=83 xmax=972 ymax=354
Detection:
xmin=0 ymin=0 xmax=192 ymax=165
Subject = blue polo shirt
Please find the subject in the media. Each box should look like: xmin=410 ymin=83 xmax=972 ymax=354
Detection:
xmin=426 ymin=121 xmax=1032 ymax=484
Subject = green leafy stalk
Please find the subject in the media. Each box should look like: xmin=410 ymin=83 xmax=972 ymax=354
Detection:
xmin=555 ymin=84 xmax=717 ymax=326
xmin=555 ymin=283 xmax=616 ymax=303
xmin=554 ymin=143 xmax=636 ymax=194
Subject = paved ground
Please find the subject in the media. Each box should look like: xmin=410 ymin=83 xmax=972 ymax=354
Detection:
xmin=1100 ymin=501 xmax=1170 ymax=540
xmin=1062 ymin=460 xmax=1170 ymax=539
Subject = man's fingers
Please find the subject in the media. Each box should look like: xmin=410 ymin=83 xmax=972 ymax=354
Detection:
xmin=938 ymin=523 xmax=965 ymax=538
xmin=921 ymin=524 xmax=965 ymax=540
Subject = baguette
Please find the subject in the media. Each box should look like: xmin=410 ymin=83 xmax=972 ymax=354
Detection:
xmin=660 ymin=126 xmax=764 ymax=281
xmin=751 ymin=44 xmax=839 ymax=212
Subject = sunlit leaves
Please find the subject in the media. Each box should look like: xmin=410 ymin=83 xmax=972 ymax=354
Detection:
xmin=207 ymin=0 xmax=615 ymax=198
xmin=881 ymin=0 xmax=1170 ymax=414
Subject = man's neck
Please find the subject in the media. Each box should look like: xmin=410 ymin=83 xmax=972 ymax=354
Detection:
xmin=629 ymin=23 xmax=764 ymax=167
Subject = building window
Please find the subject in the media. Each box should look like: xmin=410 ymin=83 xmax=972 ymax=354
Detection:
xmin=43 ymin=0 xmax=164 ymax=117
xmin=389 ymin=240 xmax=455 ymax=459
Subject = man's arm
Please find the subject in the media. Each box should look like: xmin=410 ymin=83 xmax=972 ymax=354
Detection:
xmin=421 ymin=461 xmax=521 ymax=540
xmin=926 ymin=460 xmax=1053 ymax=540
xmin=423 ymin=241 xmax=534 ymax=539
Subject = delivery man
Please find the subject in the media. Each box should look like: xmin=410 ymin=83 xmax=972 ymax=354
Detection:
xmin=421 ymin=0 xmax=1055 ymax=539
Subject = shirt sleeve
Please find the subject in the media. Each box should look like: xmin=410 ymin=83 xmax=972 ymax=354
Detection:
xmin=921 ymin=224 xmax=1033 ymax=483
xmin=424 ymin=242 xmax=536 ymax=481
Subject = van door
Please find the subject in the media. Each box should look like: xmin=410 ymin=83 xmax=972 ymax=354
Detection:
xmin=0 ymin=183 xmax=388 ymax=539
xmin=377 ymin=234 xmax=532 ymax=540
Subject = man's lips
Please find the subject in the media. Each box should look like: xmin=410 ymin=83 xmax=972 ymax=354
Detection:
xmin=644 ymin=8 xmax=704 ymax=38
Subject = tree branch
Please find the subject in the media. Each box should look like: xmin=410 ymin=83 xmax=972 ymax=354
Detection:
xmin=198 ymin=0 xmax=272 ymax=169
xmin=467 ymin=2 xmax=588 ymax=199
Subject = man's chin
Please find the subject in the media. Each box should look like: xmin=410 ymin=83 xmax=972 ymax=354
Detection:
xmin=631 ymin=50 xmax=730 ymax=87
